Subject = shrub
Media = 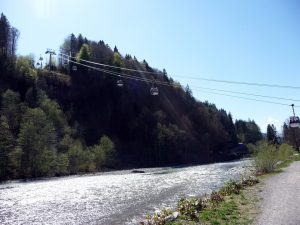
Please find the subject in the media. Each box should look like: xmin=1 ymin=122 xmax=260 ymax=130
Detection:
xmin=177 ymin=198 xmax=206 ymax=220
xmin=240 ymin=176 xmax=259 ymax=187
xmin=278 ymin=144 xmax=294 ymax=161
xmin=141 ymin=208 xmax=178 ymax=225
xmin=210 ymin=191 xmax=224 ymax=206
xmin=219 ymin=180 xmax=242 ymax=196
xmin=254 ymin=142 xmax=278 ymax=173
xmin=254 ymin=142 xmax=295 ymax=174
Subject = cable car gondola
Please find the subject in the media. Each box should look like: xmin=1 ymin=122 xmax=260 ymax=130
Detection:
xmin=117 ymin=79 xmax=124 ymax=87
xmin=150 ymin=82 xmax=159 ymax=96
xmin=72 ymin=65 xmax=77 ymax=71
xmin=290 ymin=104 xmax=300 ymax=128
xmin=289 ymin=116 xmax=300 ymax=128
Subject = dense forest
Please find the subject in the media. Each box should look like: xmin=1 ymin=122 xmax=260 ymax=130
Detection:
xmin=0 ymin=13 xmax=264 ymax=181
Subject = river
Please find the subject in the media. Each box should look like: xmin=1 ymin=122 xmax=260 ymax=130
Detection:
xmin=0 ymin=159 xmax=252 ymax=225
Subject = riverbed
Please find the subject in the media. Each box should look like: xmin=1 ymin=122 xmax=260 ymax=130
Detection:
xmin=0 ymin=159 xmax=252 ymax=225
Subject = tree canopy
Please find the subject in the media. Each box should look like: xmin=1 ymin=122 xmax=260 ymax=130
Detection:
xmin=0 ymin=13 xmax=264 ymax=180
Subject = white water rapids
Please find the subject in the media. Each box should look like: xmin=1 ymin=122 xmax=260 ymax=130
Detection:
xmin=0 ymin=159 xmax=252 ymax=224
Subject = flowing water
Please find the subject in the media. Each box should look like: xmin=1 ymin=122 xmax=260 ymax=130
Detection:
xmin=0 ymin=159 xmax=252 ymax=225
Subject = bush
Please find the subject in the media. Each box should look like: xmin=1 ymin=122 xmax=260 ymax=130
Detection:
xmin=210 ymin=191 xmax=224 ymax=206
xmin=254 ymin=142 xmax=278 ymax=173
xmin=141 ymin=208 xmax=178 ymax=225
xmin=254 ymin=142 xmax=295 ymax=174
xmin=240 ymin=176 xmax=259 ymax=187
xmin=177 ymin=198 xmax=206 ymax=220
xmin=278 ymin=144 xmax=294 ymax=161
xmin=219 ymin=180 xmax=242 ymax=196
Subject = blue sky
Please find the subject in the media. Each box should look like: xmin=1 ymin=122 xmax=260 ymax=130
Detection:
xmin=2 ymin=0 xmax=300 ymax=133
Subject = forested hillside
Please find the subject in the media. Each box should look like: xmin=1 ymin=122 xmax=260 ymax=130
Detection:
xmin=0 ymin=13 xmax=262 ymax=180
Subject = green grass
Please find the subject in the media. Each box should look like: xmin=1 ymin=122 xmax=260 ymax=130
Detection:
xmin=200 ymin=200 xmax=239 ymax=225
xmin=294 ymin=154 xmax=300 ymax=161
xmin=161 ymin=178 xmax=260 ymax=225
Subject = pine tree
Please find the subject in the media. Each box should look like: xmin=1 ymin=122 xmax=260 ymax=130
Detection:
xmin=267 ymin=124 xmax=278 ymax=145
xmin=0 ymin=13 xmax=10 ymax=56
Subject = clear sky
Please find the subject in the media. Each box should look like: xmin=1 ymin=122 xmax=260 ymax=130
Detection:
xmin=2 ymin=0 xmax=300 ymax=133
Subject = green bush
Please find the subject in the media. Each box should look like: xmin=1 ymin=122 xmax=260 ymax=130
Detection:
xmin=240 ymin=176 xmax=259 ymax=187
xmin=254 ymin=141 xmax=295 ymax=174
xmin=219 ymin=180 xmax=242 ymax=196
xmin=210 ymin=191 xmax=224 ymax=206
xmin=254 ymin=142 xmax=278 ymax=173
xmin=177 ymin=197 xmax=206 ymax=220
xmin=141 ymin=207 xmax=177 ymax=225
xmin=278 ymin=144 xmax=294 ymax=161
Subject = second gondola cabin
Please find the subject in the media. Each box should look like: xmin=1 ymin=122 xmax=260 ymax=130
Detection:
xmin=289 ymin=116 xmax=300 ymax=128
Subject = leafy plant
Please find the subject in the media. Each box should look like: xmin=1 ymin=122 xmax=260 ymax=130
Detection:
xmin=219 ymin=180 xmax=242 ymax=196
xmin=177 ymin=198 xmax=206 ymax=220
xmin=141 ymin=208 xmax=178 ymax=225
xmin=210 ymin=191 xmax=224 ymax=206
xmin=240 ymin=176 xmax=259 ymax=187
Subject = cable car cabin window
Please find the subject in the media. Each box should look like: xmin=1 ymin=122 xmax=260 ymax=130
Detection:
xmin=289 ymin=116 xmax=300 ymax=128
xmin=117 ymin=80 xmax=124 ymax=87
xmin=150 ymin=87 xmax=159 ymax=96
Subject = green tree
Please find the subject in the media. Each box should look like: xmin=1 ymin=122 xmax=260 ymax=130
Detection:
xmin=113 ymin=45 xmax=119 ymax=53
xmin=267 ymin=124 xmax=278 ymax=145
xmin=67 ymin=140 xmax=84 ymax=174
xmin=18 ymin=108 xmax=57 ymax=178
xmin=76 ymin=43 xmax=91 ymax=61
xmin=55 ymin=153 xmax=69 ymax=175
xmin=91 ymin=144 xmax=105 ymax=170
xmin=78 ymin=149 xmax=95 ymax=172
xmin=77 ymin=34 xmax=84 ymax=51
xmin=99 ymin=135 xmax=116 ymax=167
xmin=0 ymin=89 xmax=21 ymax=135
xmin=39 ymin=96 xmax=69 ymax=139
xmin=0 ymin=115 xmax=15 ymax=180
xmin=91 ymin=135 xmax=116 ymax=169
xmin=235 ymin=120 xmax=262 ymax=144
xmin=0 ymin=13 xmax=10 ymax=56
xmin=15 ymin=55 xmax=37 ymax=82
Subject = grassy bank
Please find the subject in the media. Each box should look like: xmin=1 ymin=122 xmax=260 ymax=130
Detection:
xmin=140 ymin=142 xmax=298 ymax=225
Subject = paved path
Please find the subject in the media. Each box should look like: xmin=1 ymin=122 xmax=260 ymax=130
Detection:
xmin=256 ymin=161 xmax=300 ymax=225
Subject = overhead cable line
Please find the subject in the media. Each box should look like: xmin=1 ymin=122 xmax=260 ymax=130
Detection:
xmin=61 ymin=56 xmax=174 ymax=86
xmin=59 ymin=52 xmax=300 ymax=90
xmin=178 ymin=76 xmax=300 ymax=90
xmin=193 ymin=89 xmax=300 ymax=107
xmin=61 ymin=56 xmax=299 ymax=108
xmin=61 ymin=54 xmax=300 ymax=102
xmin=60 ymin=52 xmax=162 ymax=75
xmin=190 ymin=86 xmax=300 ymax=102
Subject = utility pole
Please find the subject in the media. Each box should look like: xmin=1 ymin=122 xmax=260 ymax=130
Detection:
xmin=291 ymin=104 xmax=299 ymax=151
xmin=45 ymin=49 xmax=56 ymax=70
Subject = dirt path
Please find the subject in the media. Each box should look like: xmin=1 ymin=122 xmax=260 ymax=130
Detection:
xmin=256 ymin=161 xmax=300 ymax=225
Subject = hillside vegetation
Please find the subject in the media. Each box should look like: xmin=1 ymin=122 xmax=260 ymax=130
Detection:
xmin=0 ymin=13 xmax=262 ymax=180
